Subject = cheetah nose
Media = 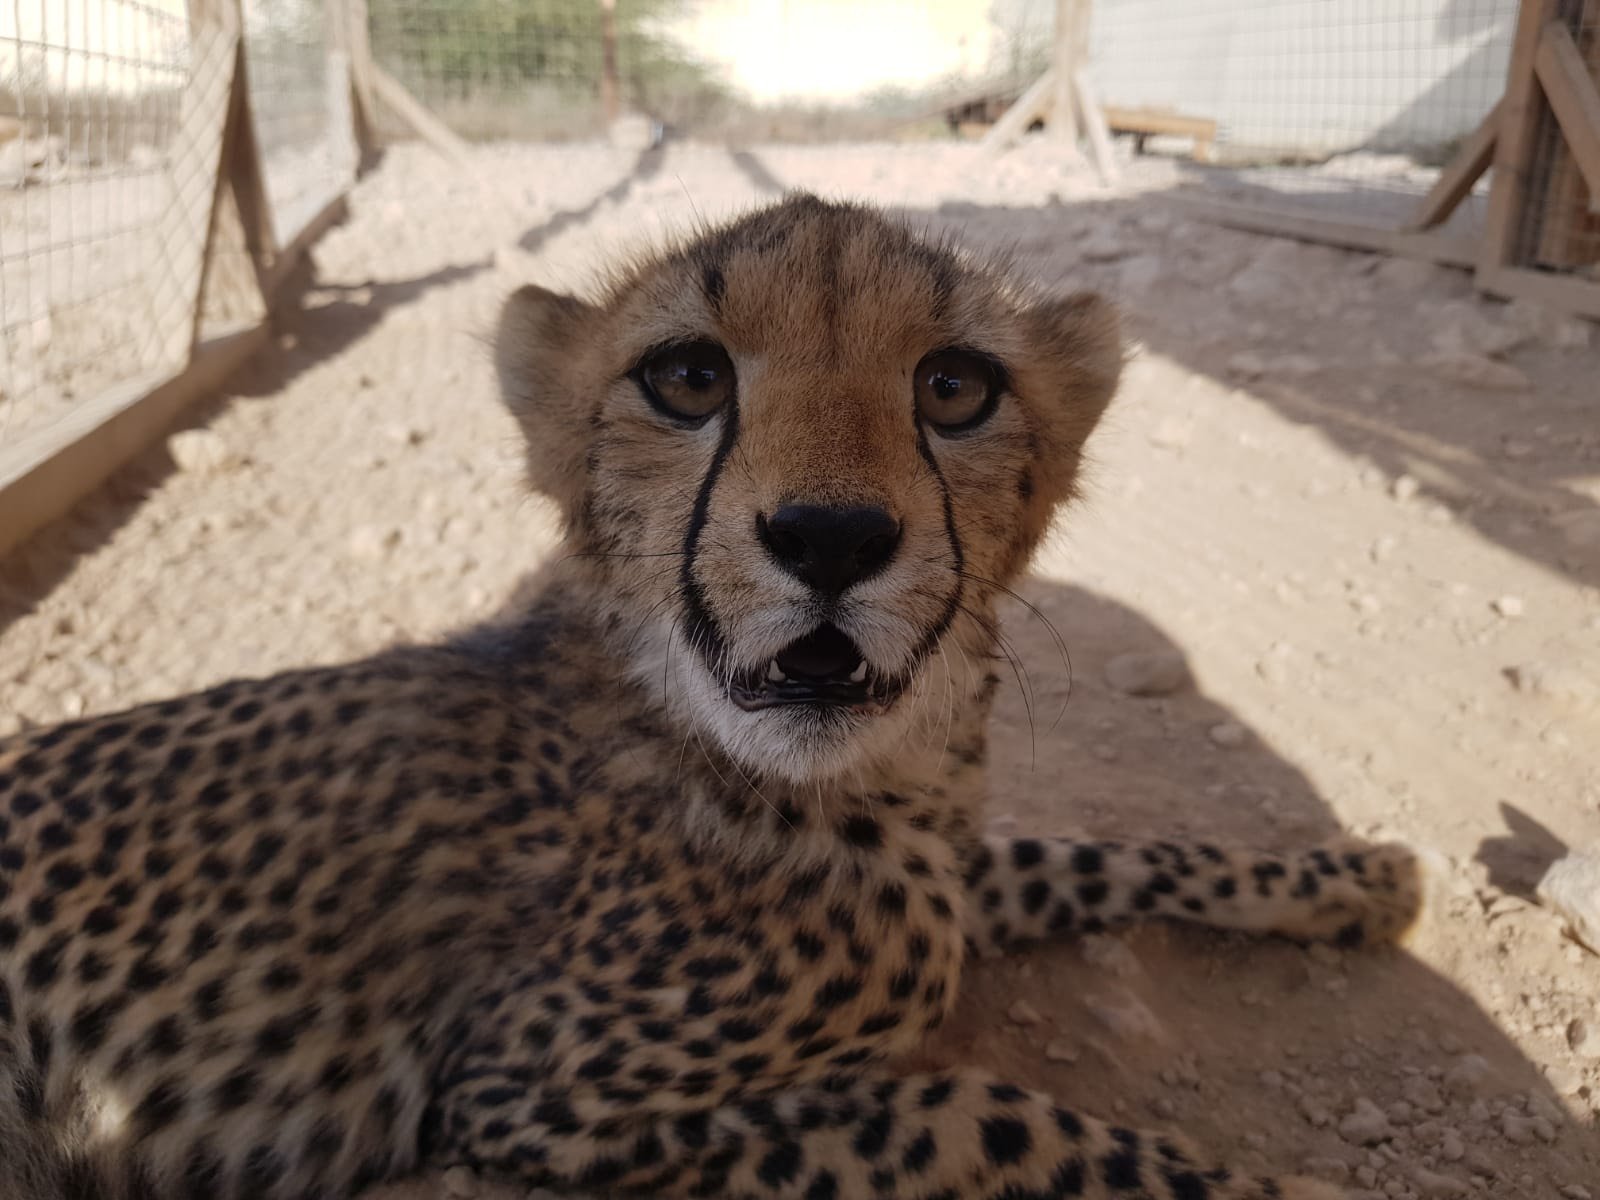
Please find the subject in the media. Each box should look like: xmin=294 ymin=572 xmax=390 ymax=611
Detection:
xmin=756 ymin=504 xmax=901 ymax=596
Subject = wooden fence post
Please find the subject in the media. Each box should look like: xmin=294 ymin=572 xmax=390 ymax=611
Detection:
xmin=141 ymin=0 xmax=246 ymax=370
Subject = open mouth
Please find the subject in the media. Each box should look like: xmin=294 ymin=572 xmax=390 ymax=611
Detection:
xmin=728 ymin=624 xmax=902 ymax=713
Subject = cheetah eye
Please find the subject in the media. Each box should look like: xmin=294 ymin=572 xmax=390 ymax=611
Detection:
xmin=913 ymin=349 xmax=1001 ymax=433
xmin=634 ymin=340 xmax=735 ymax=423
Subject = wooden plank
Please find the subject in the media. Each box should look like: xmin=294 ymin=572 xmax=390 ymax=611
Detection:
xmin=142 ymin=0 xmax=244 ymax=369
xmin=1071 ymin=68 xmax=1119 ymax=184
xmin=261 ymin=193 xmax=350 ymax=301
xmin=331 ymin=0 xmax=380 ymax=164
xmin=1478 ymin=0 xmax=1556 ymax=274
xmin=1534 ymin=21 xmax=1600 ymax=204
xmin=0 ymin=323 xmax=270 ymax=561
xmin=1479 ymin=264 xmax=1600 ymax=320
xmin=370 ymin=63 xmax=470 ymax=160
xmin=1192 ymin=200 xmax=1479 ymax=268
xmin=1051 ymin=0 xmax=1082 ymax=144
xmin=1102 ymin=104 xmax=1217 ymax=160
xmin=980 ymin=69 xmax=1058 ymax=151
xmin=1405 ymin=101 xmax=1500 ymax=230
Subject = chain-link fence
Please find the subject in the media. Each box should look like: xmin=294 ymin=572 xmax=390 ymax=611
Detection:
xmin=1091 ymin=0 xmax=1517 ymax=240
xmin=2 ymin=0 xmax=191 ymax=446
xmin=365 ymin=0 xmax=1057 ymax=142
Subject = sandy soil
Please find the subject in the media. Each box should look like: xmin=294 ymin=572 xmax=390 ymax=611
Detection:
xmin=2 ymin=138 xmax=1599 ymax=1199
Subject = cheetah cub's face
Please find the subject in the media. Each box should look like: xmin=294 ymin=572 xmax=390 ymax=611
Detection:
xmin=498 ymin=195 xmax=1120 ymax=783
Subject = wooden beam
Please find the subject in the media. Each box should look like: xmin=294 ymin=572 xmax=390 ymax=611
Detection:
xmin=1479 ymin=0 xmax=1556 ymax=274
xmin=1534 ymin=21 xmax=1600 ymax=204
xmin=1070 ymin=68 xmax=1118 ymax=184
xmin=1406 ymin=101 xmax=1500 ymax=231
xmin=369 ymin=63 xmax=471 ymax=160
xmin=1101 ymin=105 xmax=1217 ymax=160
xmin=1051 ymin=0 xmax=1082 ymax=144
xmin=141 ymin=0 xmax=243 ymax=370
xmin=1479 ymin=264 xmax=1600 ymax=320
xmin=0 ymin=323 xmax=270 ymax=561
xmin=980 ymin=69 xmax=1058 ymax=151
xmin=1191 ymin=200 xmax=1478 ymax=268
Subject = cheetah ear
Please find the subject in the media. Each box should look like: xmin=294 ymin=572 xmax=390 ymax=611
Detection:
xmin=495 ymin=284 xmax=602 ymax=515
xmin=1022 ymin=290 xmax=1123 ymax=502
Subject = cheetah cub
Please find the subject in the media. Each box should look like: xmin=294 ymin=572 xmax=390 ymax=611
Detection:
xmin=0 ymin=195 xmax=1421 ymax=1199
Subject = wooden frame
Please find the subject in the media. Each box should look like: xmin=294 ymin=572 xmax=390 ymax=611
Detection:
xmin=1187 ymin=0 xmax=1600 ymax=323
xmin=0 ymin=0 xmax=391 ymax=560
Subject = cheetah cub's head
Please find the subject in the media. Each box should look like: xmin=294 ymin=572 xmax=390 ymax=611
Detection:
xmin=498 ymin=195 xmax=1120 ymax=784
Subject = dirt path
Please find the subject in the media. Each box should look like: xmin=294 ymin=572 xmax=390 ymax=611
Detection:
xmin=2 ymin=139 xmax=1598 ymax=1199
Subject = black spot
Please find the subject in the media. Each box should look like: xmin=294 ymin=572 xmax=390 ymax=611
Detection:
xmin=803 ymin=1171 xmax=838 ymax=1200
xmin=1011 ymin=839 xmax=1045 ymax=869
xmin=901 ymin=1127 xmax=937 ymax=1173
xmin=214 ymin=1066 xmax=260 ymax=1111
xmin=1021 ymin=878 xmax=1052 ymax=916
xmin=1077 ymin=879 xmax=1109 ymax=907
xmin=1213 ymin=876 xmax=1237 ymax=899
xmin=841 ymin=815 xmax=883 ymax=850
xmin=1103 ymin=1147 xmax=1141 ymax=1188
xmin=145 ymin=1016 xmax=187 ymax=1058
xmin=69 ymin=1000 xmax=118 ymax=1052
xmin=44 ymin=859 xmax=86 ymax=891
xmin=757 ymin=1141 xmax=803 ymax=1187
xmin=877 ymin=883 xmax=907 ymax=917
xmin=980 ymin=1115 xmax=1032 ymax=1166
xmin=1071 ymin=845 xmax=1104 ymax=874
xmin=814 ymin=974 xmax=863 ymax=1009
xmin=133 ymin=1078 xmax=186 ymax=1135
xmin=852 ymin=1107 xmax=893 ymax=1158
xmin=919 ymin=1078 xmax=955 ymax=1108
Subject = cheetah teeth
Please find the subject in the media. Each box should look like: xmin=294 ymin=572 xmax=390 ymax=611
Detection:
xmin=849 ymin=662 xmax=869 ymax=683
xmin=767 ymin=660 xmax=787 ymax=682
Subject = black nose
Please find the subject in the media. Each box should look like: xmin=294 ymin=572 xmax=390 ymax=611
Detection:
xmin=757 ymin=504 xmax=902 ymax=595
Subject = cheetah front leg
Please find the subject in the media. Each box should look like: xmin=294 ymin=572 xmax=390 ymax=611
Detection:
xmin=440 ymin=1068 xmax=1345 ymax=1199
xmin=960 ymin=835 xmax=1424 ymax=956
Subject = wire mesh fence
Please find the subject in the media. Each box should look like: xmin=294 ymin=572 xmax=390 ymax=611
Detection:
xmin=1090 ymin=0 xmax=1518 ymax=240
xmin=244 ymin=0 xmax=356 ymax=242
xmin=365 ymin=0 xmax=1057 ymax=143
xmin=1 ymin=0 xmax=191 ymax=446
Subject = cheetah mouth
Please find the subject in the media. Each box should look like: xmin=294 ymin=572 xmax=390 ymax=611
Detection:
xmin=727 ymin=624 xmax=904 ymax=713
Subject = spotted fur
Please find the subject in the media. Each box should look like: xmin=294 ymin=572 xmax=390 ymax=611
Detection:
xmin=0 ymin=196 xmax=1421 ymax=1199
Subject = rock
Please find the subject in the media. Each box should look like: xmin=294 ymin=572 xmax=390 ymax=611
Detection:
xmin=1391 ymin=474 xmax=1420 ymax=502
xmin=1442 ymin=1055 xmax=1493 ymax=1098
xmin=1080 ymin=934 xmax=1142 ymax=979
xmin=1546 ymin=1063 xmax=1584 ymax=1095
xmin=1084 ymin=991 xmax=1166 ymax=1043
xmin=1412 ymin=1167 xmax=1469 ymax=1197
xmin=167 ymin=428 xmax=234 ymax=474
xmin=1104 ymin=651 xmax=1191 ymax=697
xmin=1226 ymin=351 xmax=1265 ymax=380
xmin=1499 ymin=1111 xmax=1552 ymax=1144
xmin=1401 ymin=1075 xmax=1445 ymax=1113
xmin=1338 ymin=1097 xmax=1393 ymax=1145
xmin=1207 ymin=721 xmax=1247 ymax=748
xmin=441 ymin=1167 xmax=478 ymax=1198
xmin=1505 ymin=299 xmax=1592 ymax=350
xmin=1006 ymin=999 xmax=1043 ymax=1026
xmin=1301 ymin=1157 xmax=1351 ymax=1185
xmin=1422 ymin=352 xmax=1533 ymax=391
xmin=1554 ymin=508 xmax=1600 ymax=551
xmin=348 ymin=525 xmax=403 ymax=560
xmin=1567 ymin=1016 xmax=1600 ymax=1059
xmin=1428 ymin=300 xmax=1527 ymax=358
xmin=1504 ymin=663 xmax=1599 ymax=712
xmin=1490 ymin=594 xmax=1524 ymax=618
xmin=1438 ymin=1130 xmax=1465 ymax=1161
xmin=1561 ymin=1186 xmax=1594 ymax=1200
xmin=1538 ymin=849 xmax=1600 ymax=953
xmin=1044 ymin=1039 xmax=1079 ymax=1063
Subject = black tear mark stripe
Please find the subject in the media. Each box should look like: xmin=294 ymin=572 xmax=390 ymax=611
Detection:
xmin=702 ymin=264 xmax=726 ymax=314
xmin=906 ymin=424 xmax=966 ymax=673
xmin=679 ymin=398 xmax=743 ymax=679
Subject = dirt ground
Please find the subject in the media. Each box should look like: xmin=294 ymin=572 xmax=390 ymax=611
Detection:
xmin=2 ymin=138 xmax=1599 ymax=1199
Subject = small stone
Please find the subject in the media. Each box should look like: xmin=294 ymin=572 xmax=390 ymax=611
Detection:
xmin=1084 ymin=991 xmax=1165 ymax=1043
xmin=1412 ymin=1167 xmax=1469 ymax=1197
xmin=1370 ymin=535 xmax=1398 ymax=562
xmin=167 ymin=428 xmax=234 ymax=474
xmin=1392 ymin=474 xmax=1420 ymax=502
xmin=1562 ymin=1186 xmax=1594 ymax=1200
xmin=1422 ymin=352 xmax=1532 ymax=391
xmin=1044 ymin=1039 xmax=1079 ymax=1063
xmin=1545 ymin=1064 xmax=1584 ymax=1095
xmin=1356 ymin=1164 xmax=1379 ymax=1188
xmin=1490 ymin=595 xmax=1524 ymax=618
xmin=1105 ymin=651 xmax=1191 ymax=697
xmin=1207 ymin=721 xmax=1247 ymax=748
xmin=1302 ymin=1157 xmax=1351 ymax=1185
xmin=1385 ymin=1100 xmax=1413 ymax=1125
xmin=1226 ymin=351 xmax=1265 ymax=380
xmin=1006 ymin=999 xmax=1043 ymax=1026
xmin=1444 ymin=1055 xmax=1494 ymax=1098
xmin=1242 ymin=1131 xmax=1268 ymax=1151
xmin=1506 ymin=663 xmax=1600 ymax=712
xmin=1499 ymin=1111 xmax=1542 ymax=1144
xmin=1567 ymin=1016 xmax=1600 ymax=1059
xmin=1080 ymin=934 xmax=1142 ymax=979
xmin=348 ymin=525 xmax=403 ymax=559
xmin=1439 ymin=1131 xmax=1465 ymax=1162
xmin=441 ymin=1167 xmax=478 ymax=1198
xmin=1339 ymin=1097 xmax=1394 ymax=1145
xmin=1401 ymin=1076 xmax=1445 ymax=1113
